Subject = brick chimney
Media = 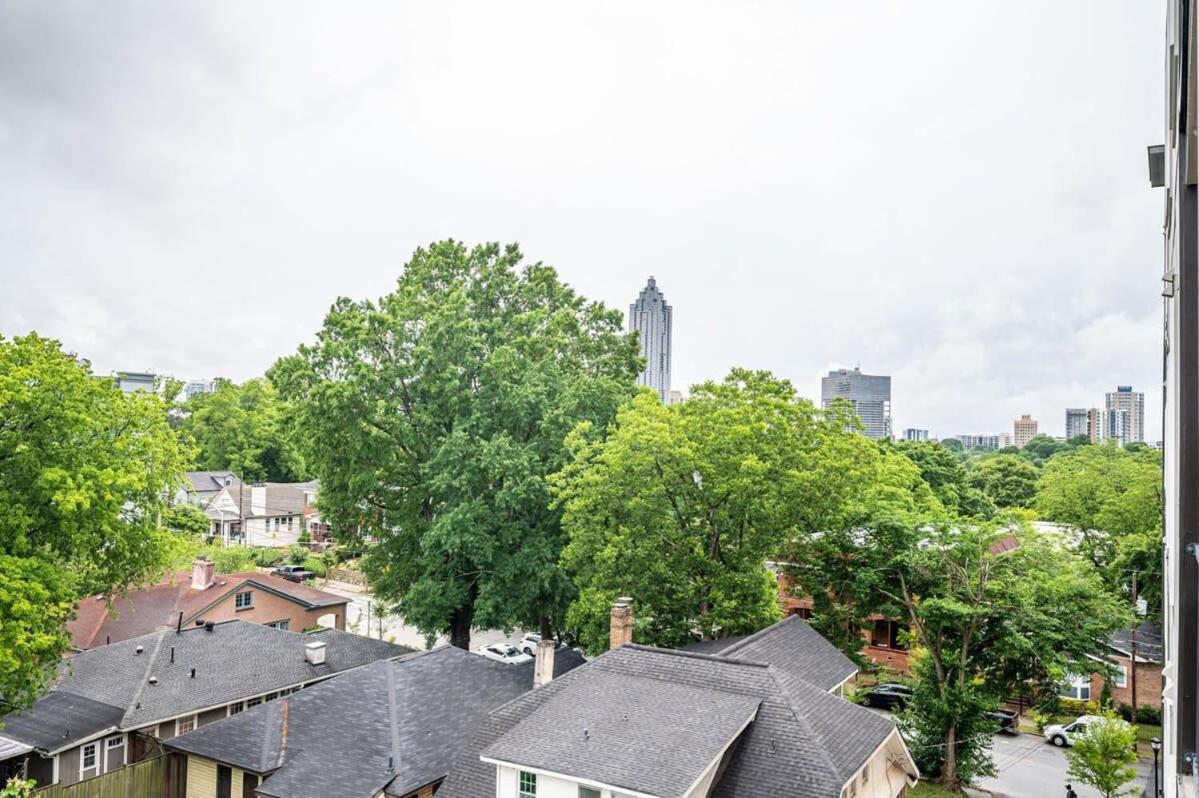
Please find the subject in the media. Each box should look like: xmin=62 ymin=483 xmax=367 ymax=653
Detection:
xmin=191 ymin=560 xmax=215 ymax=591
xmin=609 ymin=597 xmax=634 ymax=650
xmin=533 ymin=639 xmax=556 ymax=688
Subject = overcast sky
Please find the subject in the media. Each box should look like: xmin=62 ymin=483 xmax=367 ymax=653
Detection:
xmin=0 ymin=2 xmax=1166 ymax=440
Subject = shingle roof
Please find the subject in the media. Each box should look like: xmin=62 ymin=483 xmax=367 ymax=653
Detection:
xmin=210 ymin=482 xmax=318 ymax=519
xmin=439 ymin=645 xmax=907 ymax=798
xmin=0 ymin=692 xmax=124 ymax=754
xmin=166 ymin=645 xmax=587 ymax=798
xmin=185 ymin=471 xmax=242 ymax=493
xmin=67 ymin=572 xmax=349 ymax=649
xmin=1110 ymin=622 xmax=1164 ymax=664
xmin=45 ymin=621 xmax=409 ymax=730
xmin=482 ymin=670 xmax=760 ymax=797
xmin=697 ymin=614 xmax=859 ymax=693
xmin=0 ymin=735 xmax=33 ymax=761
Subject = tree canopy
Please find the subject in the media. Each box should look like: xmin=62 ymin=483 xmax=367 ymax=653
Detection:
xmin=1065 ymin=712 xmax=1139 ymax=798
xmin=888 ymin=440 xmax=995 ymax=519
xmin=271 ymin=241 xmax=641 ymax=647
xmin=0 ymin=334 xmax=188 ymax=712
xmin=177 ymin=378 xmax=307 ymax=483
xmin=968 ymin=453 xmax=1039 ymax=508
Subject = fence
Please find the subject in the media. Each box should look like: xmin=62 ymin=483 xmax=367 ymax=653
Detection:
xmin=327 ymin=566 xmax=367 ymax=586
xmin=35 ymin=753 xmax=184 ymax=798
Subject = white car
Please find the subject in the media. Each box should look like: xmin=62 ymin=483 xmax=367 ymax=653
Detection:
xmin=476 ymin=642 xmax=534 ymax=665
xmin=519 ymin=633 xmax=542 ymax=656
xmin=1043 ymin=714 xmax=1102 ymax=747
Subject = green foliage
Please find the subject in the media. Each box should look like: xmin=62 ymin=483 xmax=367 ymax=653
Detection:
xmin=1065 ymin=711 xmax=1139 ymax=798
xmin=302 ymin=556 xmax=327 ymax=577
xmin=899 ymin=653 xmax=998 ymax=786
xmin=968 ymin=454 xmax=1039 ymax=508
xmin=0 ymin=333 xmax=189 ymax=712
xmin=0 ymin=777 xmax=35 ymax=798
xmin=177 ymin=378 xmax=306 ymax=482
xmin=889 ymin=441 xmax=995 ymax=519
xmin=252 ymin=547 xmax=287 ymax=567
xmin=1061 ymin=697 xmax=1100 ymax=716
xmin=209 ymin=546 xmax=256 ymax=574
xmin=288 ymin=546 xmax=309 ymax=565
xmin=163 ymin=504 xmax=211 ymax=536
xmin=1020 ymin=434 xmax=1073 ymax=466
xmin=271 ymin=242 xmax=642 ymax=647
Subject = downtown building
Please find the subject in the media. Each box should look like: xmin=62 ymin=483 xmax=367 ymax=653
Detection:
xmin=1105 ymin=385 xmax=1145 ymax=443
xmin=902 ymin=428 xmax=929 ymax=442
xmin=628 ymin=277 xmax=672 ymax=402
xmin=958 ymin=434 xmax=1001 ymax=451
xmin=1065 ymin=407 xmax=1103 ymax=442
xmin=1013 ymin=414 xmax=1038 ymax=448
xmin=821 ymin=367 xmax=892 ymax=440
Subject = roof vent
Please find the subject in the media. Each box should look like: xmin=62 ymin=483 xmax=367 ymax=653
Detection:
xmin=135 ymin=645 xmax=144 ymax=655
xmin=305 ymin=640 xmax=327 ymax=666
xmin=190 ymin=668 xmax=196 ymax=679
xmin=205 ymin=621 xmax=215 ymax=632
xmin=148 ymin=676 xmax=158 ymax=685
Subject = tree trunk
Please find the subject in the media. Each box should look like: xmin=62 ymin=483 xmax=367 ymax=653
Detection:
xmin=941 ymin=724 xmax=958 ymax=788
xmin=449 ymin=603 xmax=473 ymax=650
xmin=539 ymin=614 xmax=553 ymax=640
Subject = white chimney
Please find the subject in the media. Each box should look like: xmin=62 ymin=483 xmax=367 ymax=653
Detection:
xmin=533 ymin=639 xmax=556 ymax=688
xmin=304 ymin=640 xmax=327 ymax=666
xmin=251 ymin=485 xmax=267 ymax=516
xmin=191 ymin=560 xmax=215 ymax=590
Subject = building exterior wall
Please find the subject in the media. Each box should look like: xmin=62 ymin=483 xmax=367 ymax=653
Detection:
xmin=191 ymin=587 xmax=344 ymax=632
xmin=1013 ymin=415 xmax=1038 ymax=448
xmin=1089 ymin=658 xmax=1164 ymax=711
xmin=822 ymin=368 xmax=892 ymax=440
xmin=629 ymin=277 xmax=673 ymax=402
xmin=1105 ymin=386 xmax=1145 ymax=443
xmin=186 ymin=756 xmax=217 ymax=798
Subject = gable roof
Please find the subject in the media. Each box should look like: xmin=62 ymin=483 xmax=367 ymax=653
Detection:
xmin=33 ymin=621 xmax=410 ymax=732
xmin=184 ymin=471 xmax=242 ymax=494
xmin=683 ymin=615 xmax=858 ymax=693
xmin=439 ymin=644 xmax=910 ymax=798
xmin=0 ymin=692 xmax=125 ymax=755
xmin=207 ymin=482 xmax=318 ymax=520
xmin=166 ymin=645 xmax=588 ymax=798
xmin=68 ymin=571 xmax=349 ymax=650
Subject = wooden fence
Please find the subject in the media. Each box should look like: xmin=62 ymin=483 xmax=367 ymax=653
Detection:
xmin=327 ymin=565 xmax=367 ymax=586
xmin=35 ymin=753 xmax=184 ymax=798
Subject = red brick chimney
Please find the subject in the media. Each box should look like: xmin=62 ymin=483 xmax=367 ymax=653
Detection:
xmin=609 ymin=597 xmax=634 ymax=650
xmin=191 ymin=559 xmax=215 ymax=591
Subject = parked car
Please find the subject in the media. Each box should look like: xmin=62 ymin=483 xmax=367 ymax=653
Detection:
xmin=988 ymin=709 xmax=1019 ymax=734
xmin=519 ymin=633 xmax=542 ymax=656
xmin=1043 ymin=714 xmax=1103 ymax=747
xmin=272 ymin=564 xmax=315 ymax=582
xmin=476 ymin=642 xmax=534 ymax=665
xmin=859 ymin=683 xmax=913 ymax=711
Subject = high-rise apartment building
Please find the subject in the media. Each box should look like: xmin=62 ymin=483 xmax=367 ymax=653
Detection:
xmin=1013 ymin=414 xmax=1038 ymax=448
xmin=958 ymin=434 xmax=1000 ymax=451
xmin=997 ymin=432 xmax=1014 ymax=449
xmin=903 ymin=428 xmax=929 ymax=442
xmin=821 ymin=367 xmax=892 ymax=440
xmin=1105 ymin=385 xmax=1145 ymax=443
xmin=628 ymin=277 xmax=672 ymax=402
xmin=1104 ymin=408 xmax=1132 ymax=446
xmin=1065 ymin=408 xmax=1090 ymax=440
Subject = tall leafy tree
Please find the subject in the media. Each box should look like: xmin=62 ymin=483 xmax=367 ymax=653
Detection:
xmin=889 ymin=440 xmax=995 ymax=518
xmin=1065 ymin=712 xmax=1139 ymax=798
xmin=177 ymin=378 xmax=306 ymax=482
xmin=554 ymin=370 xmax=934 ymax=654
xmin=0 ymin=334 xmax=189 ymax=712
xmin=968 ymin=453 xmax=1039 ymax=508
xmin=271 ymin=241 xmax=640 ymax=648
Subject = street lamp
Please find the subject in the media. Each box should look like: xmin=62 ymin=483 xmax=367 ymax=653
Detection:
xmin=1151 ymin=737 xmax=1161 ymax=798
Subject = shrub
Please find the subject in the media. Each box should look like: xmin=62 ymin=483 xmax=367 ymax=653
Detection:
xmin=302 ymin=556 xmax=327 ymax=578
xmin=1136 ymin=705 xmax=1162 ymax=725
xmin=1032 ymin=712 xmax=1051 ymax=733
xmin=288 ymin=546 xmax=308 ymax=565
xmin=251 ymin=548 xmax=286 ymax=568
xmin=211 ymin=546 xmax=256 ymax=574
xmin=1059 ymin=698 xmax=1098 ymax=716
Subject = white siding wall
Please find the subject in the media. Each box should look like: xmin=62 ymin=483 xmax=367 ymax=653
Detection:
xmin=186 ymin=757 xmax=217 ymax=798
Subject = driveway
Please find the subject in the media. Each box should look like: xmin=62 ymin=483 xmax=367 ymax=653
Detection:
xmin=973 ymin=731 xmax=1153 ymax=798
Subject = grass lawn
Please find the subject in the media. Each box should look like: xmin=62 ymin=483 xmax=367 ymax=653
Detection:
xmin=908 ymin=781 xmax=962 ymax=797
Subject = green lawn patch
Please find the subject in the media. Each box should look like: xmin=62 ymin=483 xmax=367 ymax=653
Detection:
xmin=909 ymin=781 xmax=962 ymax=797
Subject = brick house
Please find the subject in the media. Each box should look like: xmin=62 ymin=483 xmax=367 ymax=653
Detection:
xmin=67 ymin=560 xmax=350 ymax=650
xmin=1085 ymin=622 xmax=1164 ymax=711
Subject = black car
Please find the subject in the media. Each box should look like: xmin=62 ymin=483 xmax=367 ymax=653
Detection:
xmin=859 ymin=683 xmax=913 ymax=711
xmin=988 ymin=709 xmax=1019 ymax=734
xmin=273 ymin=564 xmax=315 ymax=583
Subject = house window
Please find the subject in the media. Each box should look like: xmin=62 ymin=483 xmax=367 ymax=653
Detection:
xmin=266 ymin=619 xmax=290 ymax=631
xmin=578 ymin=788 xmax=601 ymax=798
xmin=861 ymin=763 xmax=869 ymax=785
xmin=106 ymin=736 xmax=123 ymax=750
xmin=247 ymin=696 xmax=263 ymax=708
xmin=227 ymin=701 xmax=245 ymax=716
xmin=1059 ymin=674 xmax=1092 ymax=701
xmin=175 ymin=715 xmax=197 ymax=736
xmin=518 ymin=771 xmax=537 ymax=798
xmin=287 ymin=516 xmax=293 ymax=530
xmin=1114 ymin=664 xmax=1128 ymax=688
xmin=265 ymin=692 xmax=279 ymax=702
xmin=81 ymin=742 xmax=98 ymax=775
xmin=235 ymin=591 xmax=253 ymax=609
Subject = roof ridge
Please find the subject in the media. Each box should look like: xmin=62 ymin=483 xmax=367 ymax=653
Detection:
xmin=717 ymin=615 xmax=796 ymax=657
xmin=385 ymin=655 xmax=402 ymax=779
xmin=764 ymin=666 xmax=843 ymax=783
xmin=122 ymin=629 xmax=168 ymax=725
xmin=621 ymin=643 xmax=771 ymax=668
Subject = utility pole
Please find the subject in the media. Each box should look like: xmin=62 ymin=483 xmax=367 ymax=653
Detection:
xmin=1130 ymin=570 xmax=1139 ymax=752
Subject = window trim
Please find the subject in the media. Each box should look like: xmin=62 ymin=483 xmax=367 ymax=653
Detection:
xmin=234 ymin=591 xmax=253 ymax=610
xmin=518 ymin=770 xmax=537 ymax=798
xmin=175 ymin=714 xmax=198 ymax=737
xmin=80 ymin=741 xmax=99 ymax=779
xmin=1114 ymin=663 xmax=1129 ymax=688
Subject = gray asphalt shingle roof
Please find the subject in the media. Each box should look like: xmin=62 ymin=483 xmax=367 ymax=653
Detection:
xmin=683 ymin=614 xmax=858 ymax=693
xmin=481 ymin=670 xmax=760 ymax=797
xmin=0 ymin=692 xmax=124 ymax=754
xmin=166 ymin=645 xmax=588 ymax=798
xmin=46 ymin=621 xmax=409 ymax=731
xmin=439 ymin=644 xmax=903 ymax=798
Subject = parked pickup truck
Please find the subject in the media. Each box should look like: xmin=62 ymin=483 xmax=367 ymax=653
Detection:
xmin=272 ymin=564 xmax=315 ymax=583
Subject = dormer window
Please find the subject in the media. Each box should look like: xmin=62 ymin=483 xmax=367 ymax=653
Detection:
xmin=518 ymin=771 xmax=537 ymax=798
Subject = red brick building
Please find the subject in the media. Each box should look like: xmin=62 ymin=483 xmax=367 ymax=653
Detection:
xmin=1087 ymin=623 xmax=1164 ymax=711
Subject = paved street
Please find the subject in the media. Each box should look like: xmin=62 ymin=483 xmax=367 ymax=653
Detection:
xmin=321 ymin=581 xmax=528 ymax=652
xmin=973 ymin=731 xmax=1154 ymax=798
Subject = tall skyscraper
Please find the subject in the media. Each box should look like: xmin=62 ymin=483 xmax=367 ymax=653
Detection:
xmin=1104 ymin=408 xmax=1132 ymax=446
xmin=1065 ymin=408 xmax=1090 ymax=440
xmin=903 ymin=428 xmax=929 ymax=442
xmin=1013 ymin=414 xmax=1038 ymax=448
xmin=1105 ymin=386 xmax=1145 ymax=443
xmin=629 ymin=277 xmax=672 ymax=402
xmin=821 ymin=367 xmax=892 ymax=440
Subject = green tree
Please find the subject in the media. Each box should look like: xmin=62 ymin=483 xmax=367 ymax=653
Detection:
xmin=890 ymin=440 xmax=995 ymax=518
xmin=969 ymin=454 xmax=1039 ymax=508
xmin=1020 ymin=434 xmax=1072 ymax=466
xmin=1065 ymin=712 xmax=1139 ymax=798
xmin=163 ymin=504 xmax=211 ymax=536
xmin=177 ymin=378 xmax=306 ymax=483
xmin=0 ymin=334 xmax=189 ymax=712
xmin=556 ymin=372 xmax=907 ymax=653
xmin=793 ymin=517 xmax=1127 ymax=789
xmin=0 ymin=777 xmax=35 ymax=798
xmin=271 ymin=241 xmax=641 ymax=648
